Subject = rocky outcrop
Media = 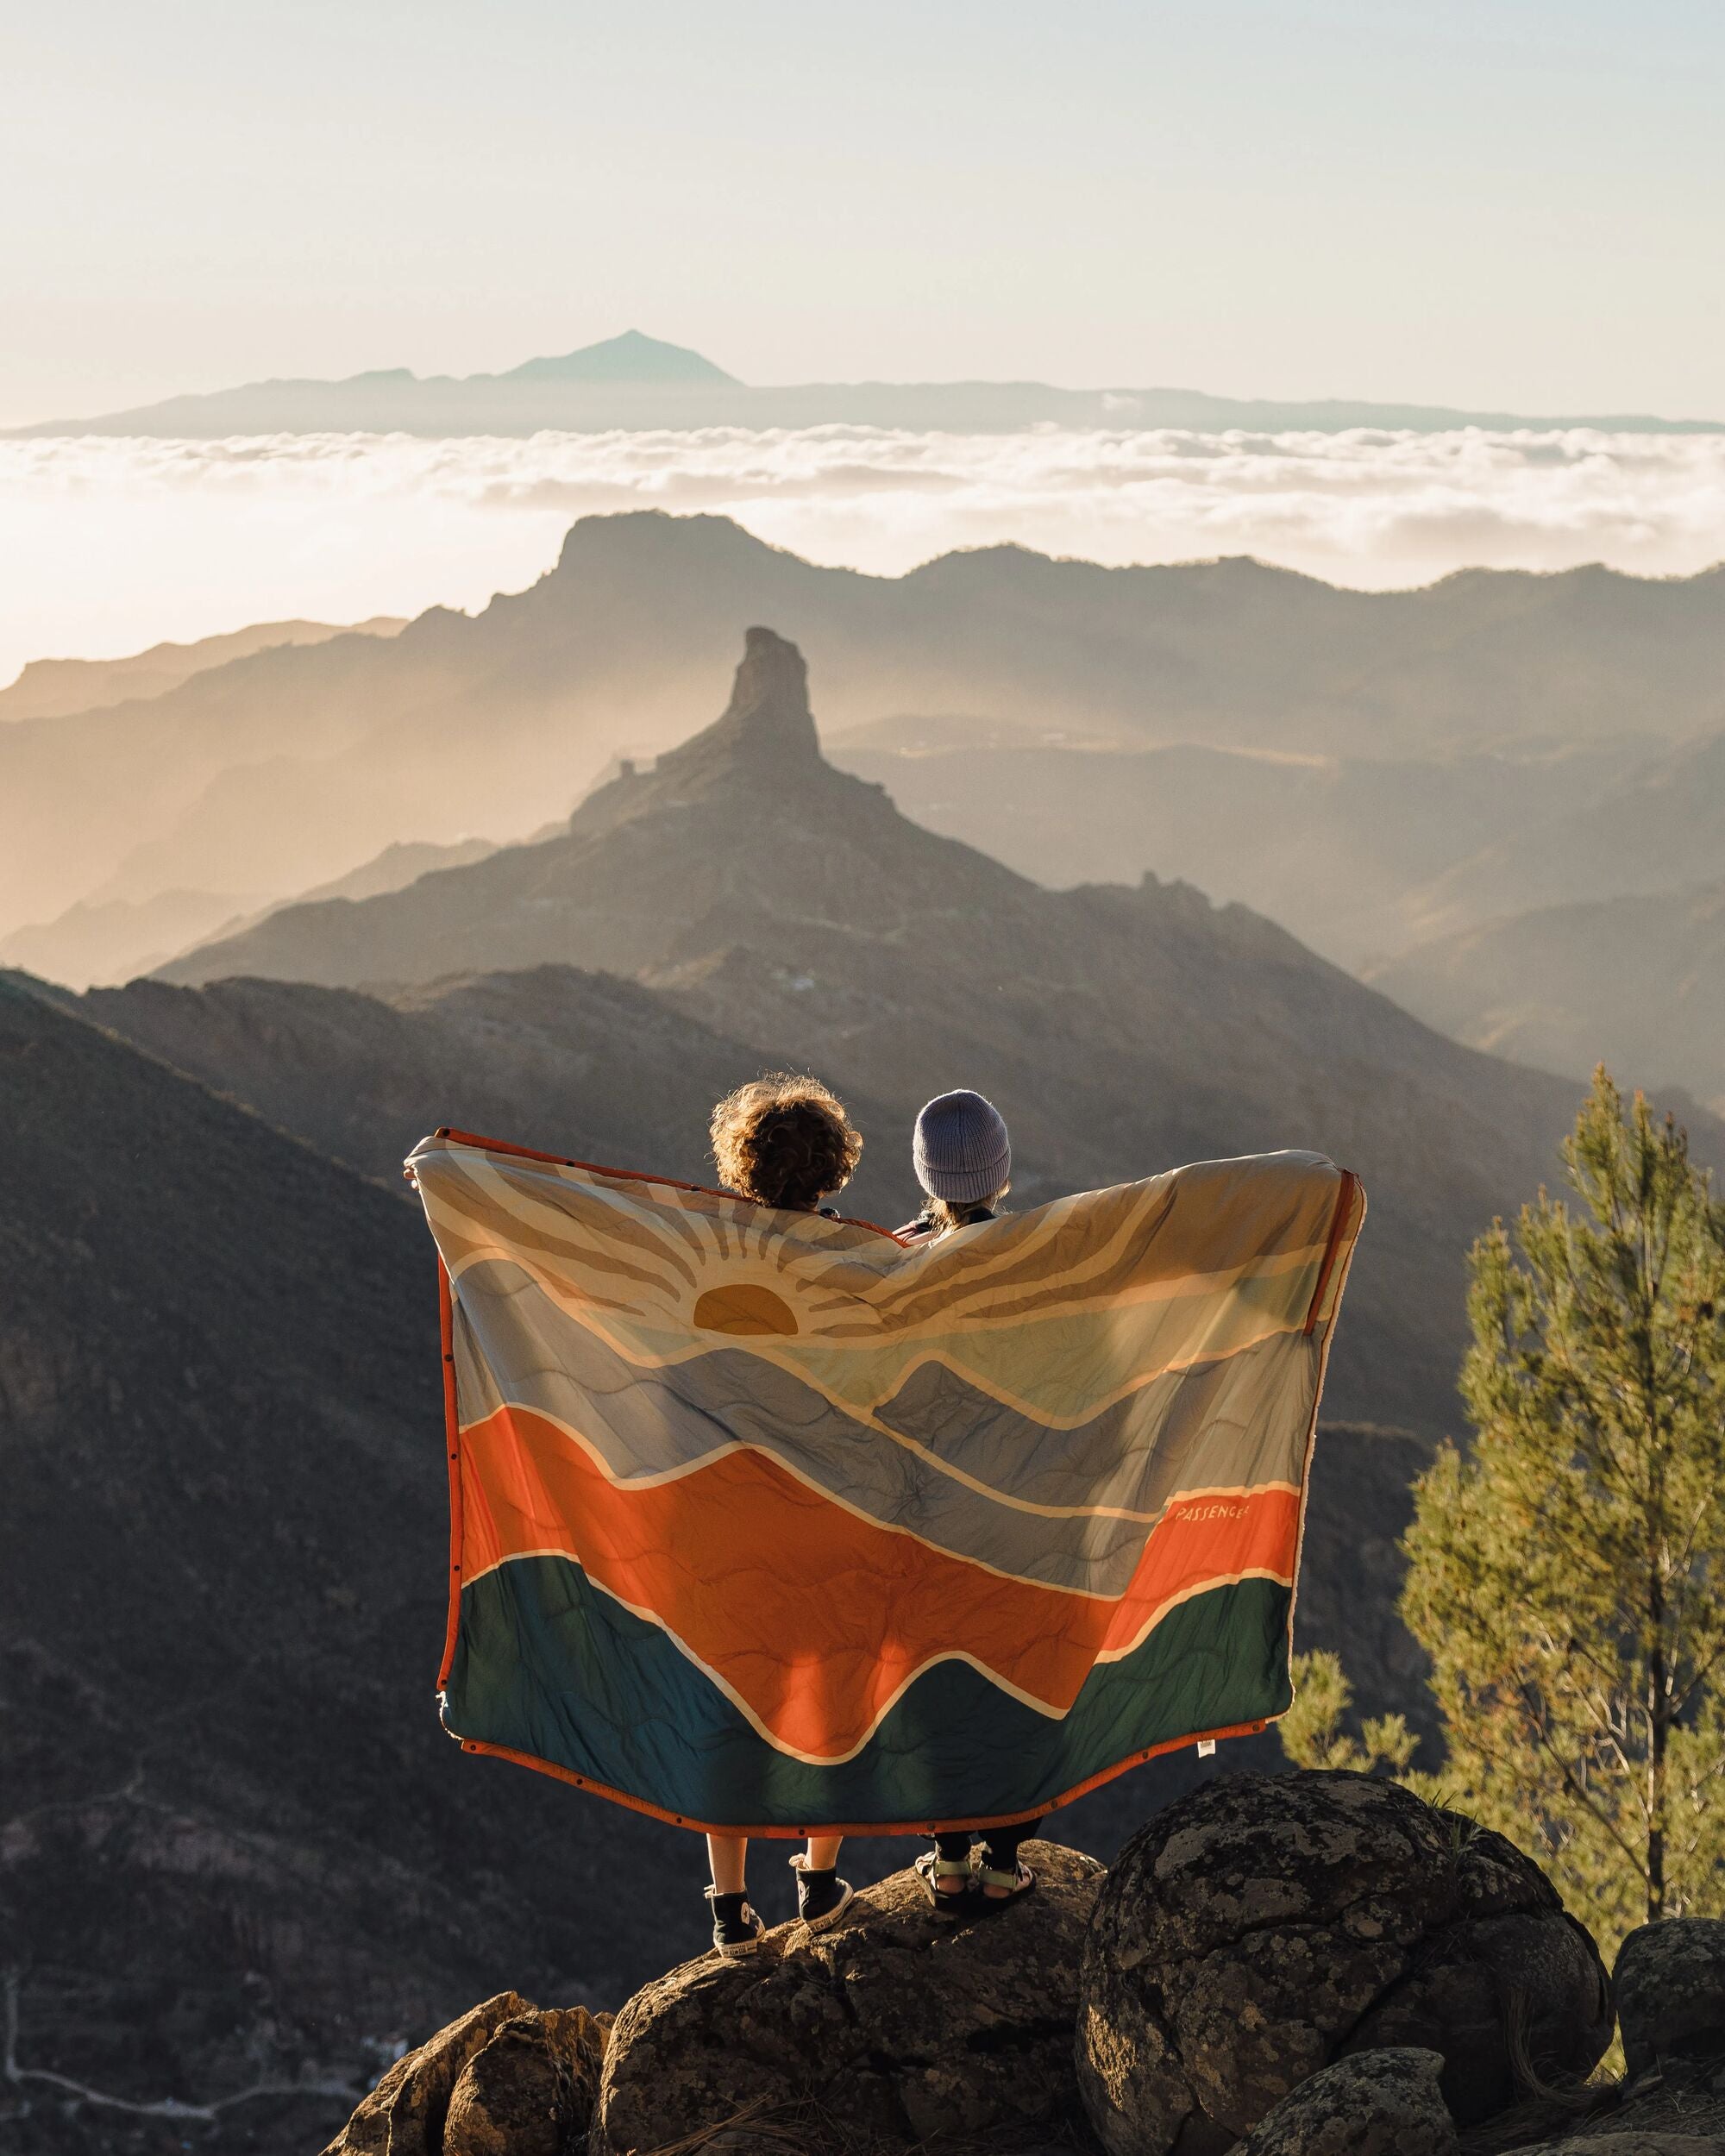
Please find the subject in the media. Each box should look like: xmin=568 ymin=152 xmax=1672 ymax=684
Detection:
xmin=593 ymin=1839 xmax=1103 ymax=2154
xmin=1235 ymin=2047 xmax=1458 ymax=2154
xmin=442 ymin=2007 xmax=611 ymax=2156
xmin=323 ymin=1776 xmax=1686 ymax=2156
xmin=1075 ymin=1771 xmax=1612 ymax=2156
xmin=1615 ymin=1919 xmax=1725 ymax=2078
xmin=322 ymin=1996 xmax=609 ymax=2156
xmin=323 ymin=1994 xmax=534 ymax=2155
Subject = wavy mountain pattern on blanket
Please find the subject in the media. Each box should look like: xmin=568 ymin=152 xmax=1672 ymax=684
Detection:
xmin=410 ymin=1135 xmax=1364 ymax=1831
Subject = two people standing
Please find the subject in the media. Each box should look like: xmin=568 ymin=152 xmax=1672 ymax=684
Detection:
xmin=699 ymin=1075 xmax=1034 ymax=1957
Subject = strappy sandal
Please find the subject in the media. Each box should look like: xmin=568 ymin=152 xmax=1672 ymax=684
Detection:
xmin=973 ymin=1858 xmax=1036 ymax=1912
xmin=915 ymin=1849 xmax=975 ymax=1919
xmin=706 ymin=1886 xmax=766 ymax=1959
xmin=789 ymin=1852 xmax=855 ymax=1934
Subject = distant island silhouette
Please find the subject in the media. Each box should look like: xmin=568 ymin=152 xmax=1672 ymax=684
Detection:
xmin=11 ymin=329 xmax=1722 ymax=437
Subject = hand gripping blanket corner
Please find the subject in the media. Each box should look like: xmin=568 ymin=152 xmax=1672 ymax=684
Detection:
xmin=409 ymin=1131 xmax=1364 ymax=1835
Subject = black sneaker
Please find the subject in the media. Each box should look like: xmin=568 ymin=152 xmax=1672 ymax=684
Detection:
xmin=706 ymin=1887 xmax=766 ymax=1959
xmin=790 ymin=1854 xmax=856 ymax=1934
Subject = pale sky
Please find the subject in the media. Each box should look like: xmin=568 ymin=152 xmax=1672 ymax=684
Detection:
xmin=5 ymin=0 xmax=1724 ymax=429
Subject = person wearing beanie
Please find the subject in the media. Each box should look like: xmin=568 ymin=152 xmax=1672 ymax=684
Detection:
xmin=900 ymin=1090 xmax=1042 ymax=1912
xmin=900 ymin=1088 xmax=1013 ymax=1243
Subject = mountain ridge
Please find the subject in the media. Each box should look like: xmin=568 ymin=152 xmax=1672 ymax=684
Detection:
xmin=0 ymin=613 xmax=404 ymax=722
xmin=14 ymin=330 xmax=1722 ymax=436
xmin=9 ymin=513 xmax=1724 ymax=975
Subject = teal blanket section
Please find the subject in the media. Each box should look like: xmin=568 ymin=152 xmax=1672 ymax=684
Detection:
xmin=444 ymin=1554 xmax=1293 ymax=1828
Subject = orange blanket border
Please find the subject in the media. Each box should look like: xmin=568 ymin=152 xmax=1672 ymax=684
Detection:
xmin=448 ymin=1715 xmax=1272 ymax=1838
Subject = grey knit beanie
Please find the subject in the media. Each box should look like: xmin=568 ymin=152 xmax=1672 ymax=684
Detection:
xmin=913 ymin=1089 xmax=1011 ymax=1206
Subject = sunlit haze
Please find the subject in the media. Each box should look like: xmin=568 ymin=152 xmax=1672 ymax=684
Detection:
xmin=4 ymin=423 xmax=1725 ymax=682
xmin=7 ymin=0 xmax=1725 ymax=429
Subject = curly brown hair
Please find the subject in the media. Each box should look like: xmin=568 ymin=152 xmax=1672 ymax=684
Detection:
xmin=710 ymin=1073 xmax=863 ymax=1213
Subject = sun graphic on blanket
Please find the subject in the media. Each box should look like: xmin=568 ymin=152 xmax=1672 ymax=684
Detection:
xmin=691 ymin=1282 xmax=801 ymax=1336
xmin=428 ymin=1163 xmax=884 ymax=1350
xmin=586 ymin=1199 xmax=869 ymax=1339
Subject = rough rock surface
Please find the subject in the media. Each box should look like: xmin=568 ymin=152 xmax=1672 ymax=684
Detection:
xmin=1236 ymin=2046 xmax=1458 ymax=2154
xmin=443 ymin=2006 xmax=612 ymax=2156
xmin=1615 ymin=1919 xmax=1725 ymax=2078
xmin=1505 ymin=2139 xmax=1725 ymax=2154
xmin=1076 ymin=1771 xmax=1612 ymax=2156
xmin=593 ymin=1839 xmax=1104 ymax=2154
xmin=323 ymin=1992 xmax=534 ymax=2155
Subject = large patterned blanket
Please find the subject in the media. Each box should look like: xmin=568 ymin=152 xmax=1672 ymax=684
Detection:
xmin=408 ymin=1131 xmax=1364 ymax=1833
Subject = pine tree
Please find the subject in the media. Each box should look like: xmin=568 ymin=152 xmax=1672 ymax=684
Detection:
xmin=1399 ymin=1069 xmax=1725 ymax=1952
xmin=1279 ymin=1649 xmax=1418 ymax=1775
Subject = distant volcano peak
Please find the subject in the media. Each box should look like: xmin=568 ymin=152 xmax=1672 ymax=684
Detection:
xmin=502 ymin=330 xmax=737 ymax=387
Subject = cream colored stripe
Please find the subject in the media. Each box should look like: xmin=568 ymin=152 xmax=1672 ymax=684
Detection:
xmin=443 ymin=1244 xmax=1318 ymax=1438
xmin=1094 ymin=1565 xmax=1295 ymax=1663
xmin=457 ymin=1373 xmax=1298 ymax=1572
xmin=459 ymin=1547 xmax=1294 ymax=1761
xmin=452 ymin=1295 xmax=1310 ymax=1520
xmin=808 ymin=1238 xmax=1329 ymax=1346
xmin=438 ymin=1225 xmax=1323 ymax=1362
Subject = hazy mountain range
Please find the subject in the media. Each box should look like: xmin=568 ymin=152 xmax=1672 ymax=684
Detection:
xmin=828 ymin=724 xmax=1661 ymax=967
xmin=13 ymin=329 xmax=1724 ymax=438
xmin=1367 ymin=878 xmax=1725 ymax=1114
xmin=4 ymin=509 xmax=1721 ymax=1106
xmin=0 ymin=613 xmax=402 ymax=723
xmin=5 ymin=512 xmax=1721 ymax=950
xmin=0 ymin=835 xmax=500 ymax=992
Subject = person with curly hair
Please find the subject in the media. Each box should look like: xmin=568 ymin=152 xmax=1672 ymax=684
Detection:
xmin=700 ymin=1073 xmax=864 ymax=1956
xmin=709 ymin=1072 xmax=865 ymax=1221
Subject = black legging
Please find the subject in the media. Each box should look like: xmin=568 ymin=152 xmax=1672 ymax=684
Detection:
xmin=934 ymin=1819 xmax=1042 ymax=1872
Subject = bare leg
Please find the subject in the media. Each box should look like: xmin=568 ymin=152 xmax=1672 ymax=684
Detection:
xmin=806 ymin=1834 xmax=842 ymax=1871
xmin=708 ymin=1833 xmax=748 ymax=1896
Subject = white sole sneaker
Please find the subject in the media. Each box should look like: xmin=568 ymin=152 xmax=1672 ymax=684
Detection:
xmin=707 ymin=1893 xmax=766 ymax=1959
xmin=800 ymin=1877 xmax=856 ymax=1934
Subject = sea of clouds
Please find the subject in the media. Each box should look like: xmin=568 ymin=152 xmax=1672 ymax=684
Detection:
xmin=3 ymin=423 xmax=1723 ymax=681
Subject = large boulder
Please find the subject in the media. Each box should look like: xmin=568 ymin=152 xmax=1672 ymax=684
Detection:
xmin=1233 ymin=2048 xmax=1457 ymax=2155
xmin=1075 ymin=1771 xmax=1611 ymax=2156
xmin=594 ymin=1839 xmax=1104 ymax=2154
xmin=1615 ymin=1919 xmax=1725 ymax=2078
